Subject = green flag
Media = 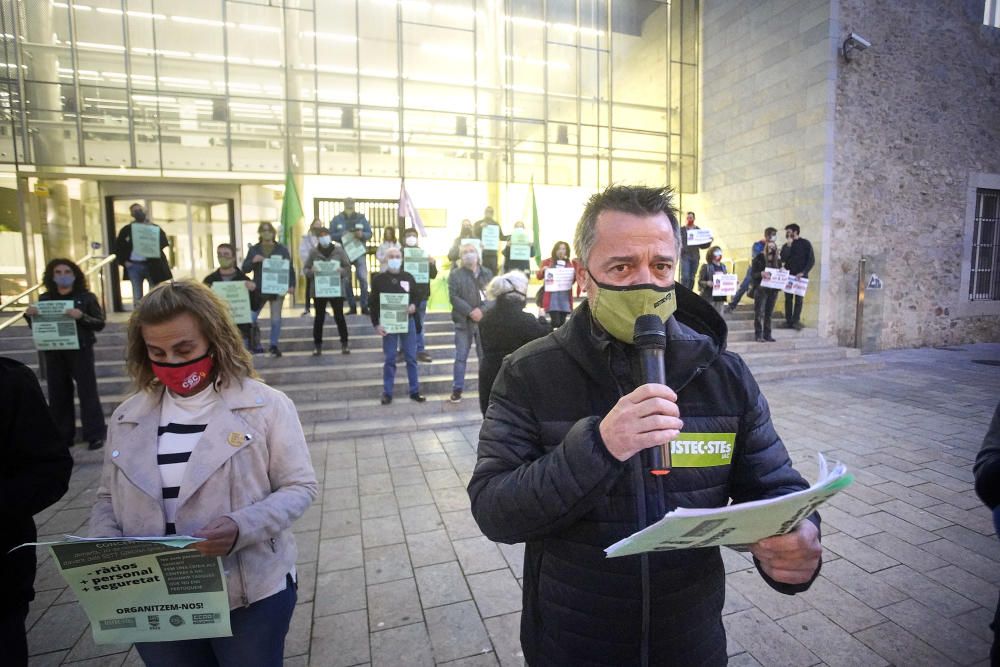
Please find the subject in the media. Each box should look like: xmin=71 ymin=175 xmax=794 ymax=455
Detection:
xmin=280 ymin=170 xmax=303 ymax=247
xmin=530 ymin=179 xmax=541 ymax=264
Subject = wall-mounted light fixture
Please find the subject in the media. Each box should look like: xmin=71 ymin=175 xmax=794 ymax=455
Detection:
xmin=842 ymin=32 xmax=871 ymax=61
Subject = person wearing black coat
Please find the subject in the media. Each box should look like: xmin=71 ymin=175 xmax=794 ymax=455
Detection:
xmin=750 ymin=240 xmax=781 ymax=342
xmin=779 ymin=223 xmax=815 ymax=330
xmin=974 ymin=401 xmax=1000 ymax=666
xmin=24 ymin=258 xmax=107 ymax=450
xmin=468 ymin=185 xmax=821 ymax=666
xmin=477 ymin=272 xmax=549 ymax=416
xmin=0 ymin=357 xmax=73 ymax=667
xmin=113 ymin=203 xmax=173 ymax=304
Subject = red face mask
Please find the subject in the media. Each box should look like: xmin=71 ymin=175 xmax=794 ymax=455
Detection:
xmin=151 ymin=353 xmax=214 ymax=395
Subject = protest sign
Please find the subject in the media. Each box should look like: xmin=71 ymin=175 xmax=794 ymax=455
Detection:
xmin=403 ymin=248 xmax=429 ymax=284
xmin=261 ymin=257 xmax=290 ymax=295
xmin=341 ymin=234 xmax=366 ymax=263
xmin=760 ymin=267 xmax=790 ymax=290
xmin=31 ymin=300 xmax=79 ymax=351
xmin=211 ymin=282 xmax=252 ymax=324
xmin=379 ymin=293 xmax=409 ymax=334
xmin=684 ymin=228 xmax=713 ymax=246
xmin=130 ymin=223 xmax=161 ymax=259
xmin=543 ymin=267 xmax=576 ymax=292
xmin=20 ymin=536 xmax=231 ymax=645
xmin=313 ymin=260 xmax=342 ymax=298
xmin=508 ymin=229 xmax=531 ymax=261
xmin=481 ymin=224 xmax=500 ymax=251
xmin=712 ymin=274 xmax=738 ymax=297
xmin=783 ymin=275 xmax=809 ymax=297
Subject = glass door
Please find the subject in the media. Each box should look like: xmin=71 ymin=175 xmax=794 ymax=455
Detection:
xmin=108 ymin=196 xmax=235 ymax=310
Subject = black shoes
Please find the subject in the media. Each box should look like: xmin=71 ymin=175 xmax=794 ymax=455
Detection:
xmin=792 ymin=322 xmax=805 ymax=331
xmin=409 ymin=393 xmax=426 ymax=403
xmin=380 ymin=394 xmax=392 ymax=405
xmin=341 ymin=342 xmax=351 ymax=354
xmin=449 ymin=390 xmax=462 ymax=403
xmin=764 ymin=336 xmax=776 ymax=342
xmin=269 ymin=346 xmax=282 ymax=358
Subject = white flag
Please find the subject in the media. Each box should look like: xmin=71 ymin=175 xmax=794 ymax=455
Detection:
xmin=398 ymin=181 xmax=427 ymax=237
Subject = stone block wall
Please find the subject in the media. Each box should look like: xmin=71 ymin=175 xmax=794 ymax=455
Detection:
xmin=700 ymin=0 xmax=837 ymax=328
xmin=830 ymin=0 xmax=1000 ymax=348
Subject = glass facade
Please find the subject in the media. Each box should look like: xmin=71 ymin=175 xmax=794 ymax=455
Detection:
xmin=0 ymin=0 xmax=699 ymax=190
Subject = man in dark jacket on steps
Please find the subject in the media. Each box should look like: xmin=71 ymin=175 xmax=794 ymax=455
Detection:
xmin=468 ymin=185 xmax=822 ymax=666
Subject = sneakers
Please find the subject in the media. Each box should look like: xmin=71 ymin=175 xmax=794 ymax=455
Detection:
xmin=312 ymin=345 xmax=322 ymax=356
xmin=88 ymin=439 xmax=105 ymax=451
xmin=269 ymin=346 xmax=282 ymax=358
xmin=449 ymin=389 xmax=462 ymax=403
xmin=341 ymin=342 xmax=351 ymax=355
xmin=409 ymin=393 xmax=427 ymax=403
xmin=417 ymin=351 xmax=433 ymax=362
xmin=380 ymin=393 xmax=392 ymax=405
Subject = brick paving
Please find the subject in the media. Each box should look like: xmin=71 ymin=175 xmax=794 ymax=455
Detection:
xmin=25 ymin=343 xmax=1000 ymax=666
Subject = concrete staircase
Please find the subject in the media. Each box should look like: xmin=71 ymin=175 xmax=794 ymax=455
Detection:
xmin=0 ymin=304 xmax=879 ymax=441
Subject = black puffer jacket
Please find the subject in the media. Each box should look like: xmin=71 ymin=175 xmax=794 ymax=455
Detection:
xmin=468 ymin=285 xmax=820 ymax=667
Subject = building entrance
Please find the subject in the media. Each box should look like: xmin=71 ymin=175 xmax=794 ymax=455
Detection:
xmin=107 ymin=196 xmax=235 ymax=311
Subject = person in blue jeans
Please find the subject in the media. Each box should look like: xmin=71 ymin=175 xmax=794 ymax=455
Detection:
xmin=448 ymin=243 xmax=493 ymax=403
xmin=113 ymin=203 xmax=172 ymax=306
xmin=241 ymin=222 xmax=295 ymax=357
xmin=370 ymin=247 xmax=425 ymax=405
xmin=679 ymin=211 xmax=711 ymax=290
xmin=330 ymin=197 xmax=373 ymax=315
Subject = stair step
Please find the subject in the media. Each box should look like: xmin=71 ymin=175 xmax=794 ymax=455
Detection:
xmin=747 ymin=356 xmax=884 ymax=382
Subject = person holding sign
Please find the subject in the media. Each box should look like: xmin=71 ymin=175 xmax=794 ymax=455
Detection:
xmin=298 ymin=218 xmax=325 ymax=317
xmin=303 ymin=228 xmax=351 ymax=356
xmin=448 ymin=243 xmax=493 ymax=403
xmin=698 ymin=246 xmax=729 ymax=313
xmin=468 ymin=185 xmax=821 ymax=667
xmin=203 ymin=244 xmax=260 ymax=351
xmin=369 ymin=248 xmax=425 ymax=405
xmin=330 ymin=198 xmax=373 ymax=315
xmin=114 ymin=203 xmax=173 ymax=306
xmin=0 ymin=357 xmax=72 ymax=667
xmin=24 ymin=259 xmax=107 ymax=450
xmin=448 ymin=219 xmax=476 ymax=263
xmin=241 ymin=222 xmax=295 ymax=357
xmin=536 ymin=241 xmax=579 ymax=330
xmin=501 ymin=221 xmax=532 ymax=278
xmin=402 ymin=227 xmax=438 ymax=362
xmin=679 ymin=211 xmax=712 ymax=290
xmin=780 ymin=223 xmax=815 ymax=331
xmin=750 ymin=239 xmax=782 ymax=342
xmin=473 ymin=206 xmax=509 ymax=275
xmin=89 ymin=280 xmax=318 ymax=667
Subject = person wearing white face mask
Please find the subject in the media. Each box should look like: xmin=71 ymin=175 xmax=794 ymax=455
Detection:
xmin=468 ymin=184 xmax=822 ymax=667
xmin=401 ymin=228 xmax=438 ymax=362
xmin=447 ymin=243 xmax=493 ymax=403
xmin=303 ymin=228 xmax=351 ymax=356
xmin=375 ymin=227 xmax=401 ymax=272
xmin=698 ymin=245 xmax=728 ymax=314
xmin=369 ymin=247 xmax=424 ymax=405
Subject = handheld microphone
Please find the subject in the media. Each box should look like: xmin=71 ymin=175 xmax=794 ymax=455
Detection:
xmin=633 ymin=314 xmax=672 ymax=476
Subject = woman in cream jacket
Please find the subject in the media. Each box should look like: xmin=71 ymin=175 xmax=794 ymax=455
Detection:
xmin=89 ymin=280 xmax=317 ymax=667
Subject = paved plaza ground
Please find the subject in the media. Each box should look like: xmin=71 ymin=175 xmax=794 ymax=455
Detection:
xmin=24 ymin=343 xmax=1000 ymax=666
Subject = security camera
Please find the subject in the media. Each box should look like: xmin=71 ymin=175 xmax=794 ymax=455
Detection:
xmin=842 ymin=32 xmax=871 ymax=61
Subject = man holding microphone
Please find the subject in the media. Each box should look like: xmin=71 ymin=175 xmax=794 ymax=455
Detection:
xmin=468 ymin=185 xmax=822 ymax=666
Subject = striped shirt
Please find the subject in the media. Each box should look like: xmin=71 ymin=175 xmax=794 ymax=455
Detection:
xmin=158 ymin=387 xmax=219 ymax=535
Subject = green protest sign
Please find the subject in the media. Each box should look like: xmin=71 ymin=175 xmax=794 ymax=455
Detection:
xmin=44 ymin=538 xmax=231 ymax=645
xmin=261 ymin=257 xmax=290 ymax=295
xmin=211 ymin=281 xmax=252 ymax=324
xmin=341 ymin=234 xmax=366 ymax=263
xmin=404 ymin=247 xmax=429 ymax=284
xmin=31 ymin=300 xmax=79 ymax=351
xmin=130 ymin=223 xmax=161 ymax=259
xmin=379 ymin=293 xmax=409 ymax=334
xmin=313 ymin=260 xmax=342 ymax=298
xmin=481 ymin=224 xmax=500 ymax=251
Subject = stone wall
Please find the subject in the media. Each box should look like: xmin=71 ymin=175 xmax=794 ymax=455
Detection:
xmin=699 ymin=0 xmax=837 ymax=328
xmin=830 ymin=0 xmax=1000 ymax=348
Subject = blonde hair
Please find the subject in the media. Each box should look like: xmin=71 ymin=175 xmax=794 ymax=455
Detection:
xmin=126 ymin=280 xmax=257 ymax=392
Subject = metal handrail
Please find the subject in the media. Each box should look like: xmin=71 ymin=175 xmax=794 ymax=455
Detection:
xmin=0 ymin=254 xmax=116 ymax=335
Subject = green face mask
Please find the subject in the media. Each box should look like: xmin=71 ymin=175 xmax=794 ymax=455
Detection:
xmin=588 ymin=273 xmax=677 ymax=344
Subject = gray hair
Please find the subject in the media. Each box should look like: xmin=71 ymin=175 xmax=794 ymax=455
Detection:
xmin=573 ymin=185 xmax=680 ymax=267
xmin=487 ymin=271 xmax=529 ymax=302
